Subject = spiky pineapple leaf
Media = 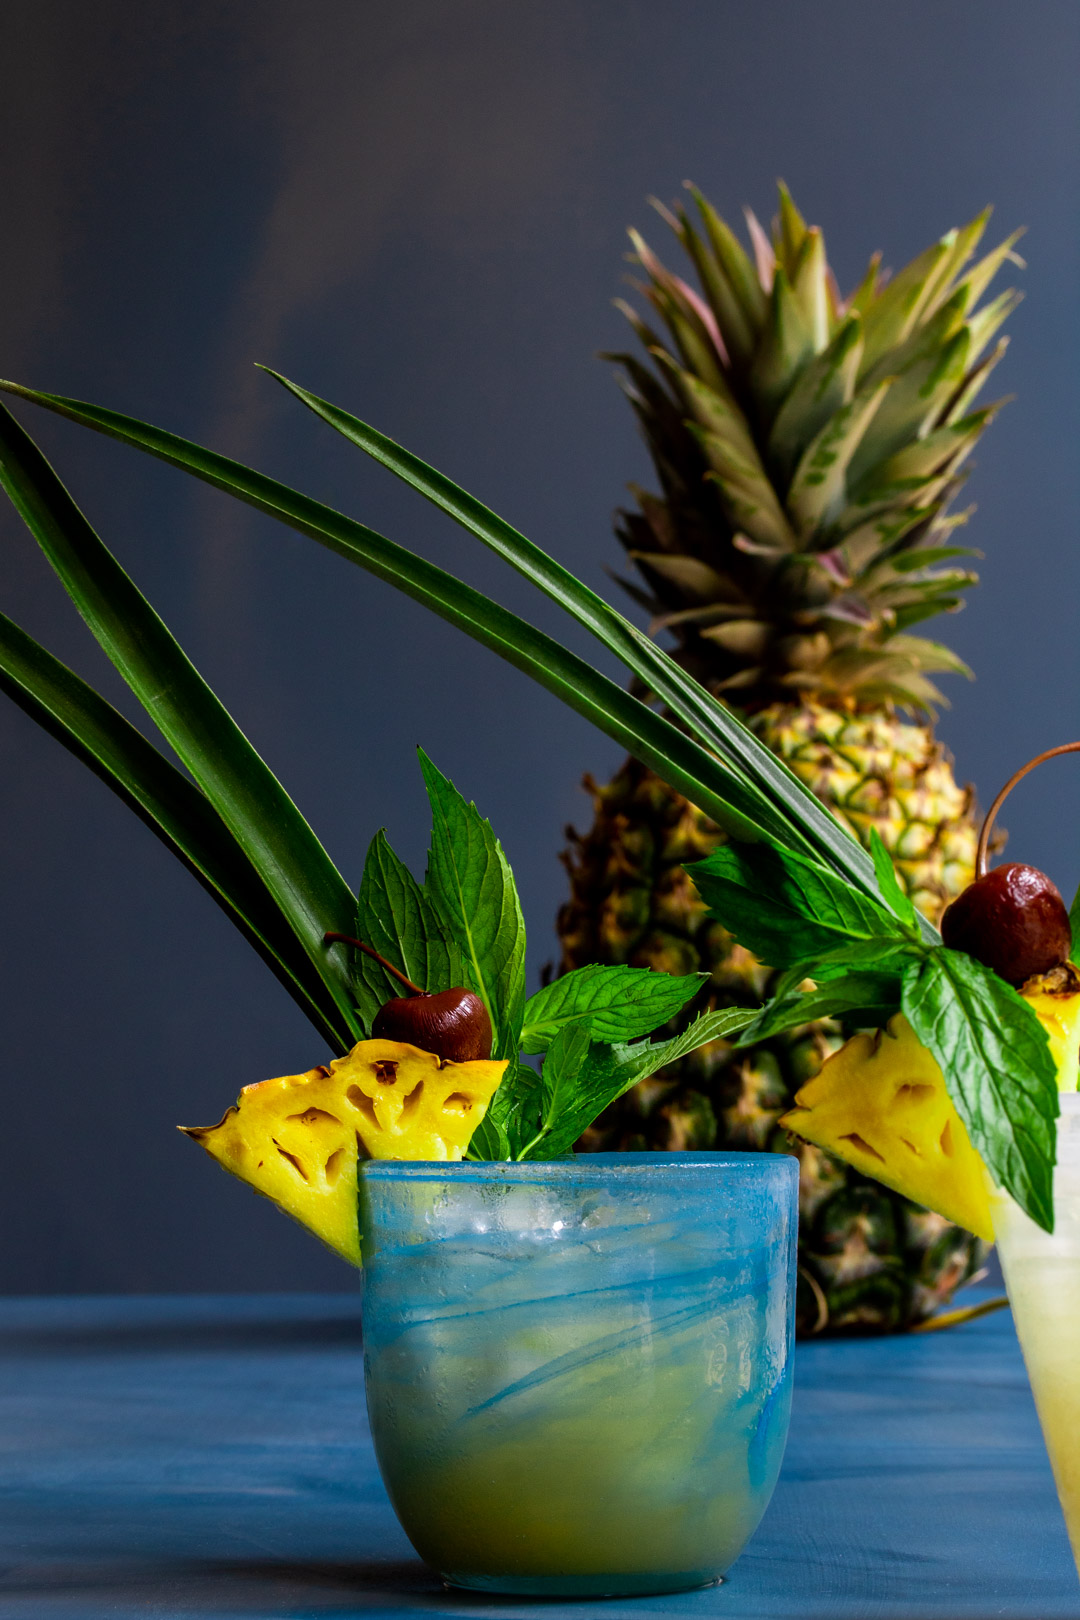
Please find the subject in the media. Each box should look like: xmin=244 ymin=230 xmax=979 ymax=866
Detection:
xmin=0 ymin=400 xmax=364 ymax=1043
xmin=676 ymin=212 xmax=756 ymax=370
xmin=350 ymin=830 xmax=464 ymax=1034
xmin=858 ymin=234 xmax=957 ymax=378
xmin=418 ymin=750 xmax=526 ymax=1061
xmin=790 ymin=227 xmax=830 ymax=351
xmin=750 ymin=266 xmax=817 ymax=419
xmin=787 ymin=379 xmax=891 ymax=538
xmin=0 ymin=372 xmax=942 ymax=932
xmin=869 ymin=828 xmax=918 ymax=928
xmin=767 ymin=313 xmax=863 ymax=481
xmin=902 ymin=949 xmax=1057 ymax=1231
xmin=0 ymin=381 xmax=789 ymax=855
xmin=521 ymin=963 xmax=707 ymax=1054
xmin=687 ymin=840 xmax=907 ymax=971
xmin=848 ymin=331 xmax=972 ymax=487
xmin=0 ymin=609 xmax=351 ymax=1049
xmin=686 ymin=186 xmax=767 ymax=330
xmin=253 ymin=369 xmax=902 ymax=912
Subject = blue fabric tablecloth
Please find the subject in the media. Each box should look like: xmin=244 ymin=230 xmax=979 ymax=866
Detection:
xmin=0 ymin=1289 xmax=1075 ymax=1618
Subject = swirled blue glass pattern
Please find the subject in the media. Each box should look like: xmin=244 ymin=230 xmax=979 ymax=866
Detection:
xmin=359 ymin=1152 xmax=797 ymax=1597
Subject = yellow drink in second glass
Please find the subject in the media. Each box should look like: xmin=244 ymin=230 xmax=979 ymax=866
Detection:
xmin=991 ymin=1092 xmax=1080 ymax=1572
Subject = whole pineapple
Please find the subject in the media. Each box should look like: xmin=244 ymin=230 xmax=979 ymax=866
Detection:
xmin=559 ymin=184 xmax=1022 ymax=1335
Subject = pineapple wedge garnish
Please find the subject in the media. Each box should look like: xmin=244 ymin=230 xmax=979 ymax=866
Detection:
xmin=779 ymin=1014 xmax=994 ymax=1242
xmin=181 ymin=1040 xmax=506 ymax=1265
xmin=1019 ymin=962 xmax=1080 ymax=1091
xmin=781 ymin=970 xmax=1080 ymax=1242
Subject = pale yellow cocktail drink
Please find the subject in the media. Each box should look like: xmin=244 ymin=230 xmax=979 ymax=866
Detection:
xmin=991 ymin=1092 xmax=1080 ymax=1571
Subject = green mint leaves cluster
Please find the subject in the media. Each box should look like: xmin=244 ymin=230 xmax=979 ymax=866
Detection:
xmin=689 ymin=830 xmax=1060 ymax=1230
xmin=347 ymin=752 xmax=752 ymax=1162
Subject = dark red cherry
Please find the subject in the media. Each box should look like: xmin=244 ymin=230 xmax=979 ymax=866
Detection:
xmin=323 ymin=933 xmax=492 ymax=1062
xmin=372 ymin=986 xmax=492 ymax=1062
xmin=940 ymin=863 xmax=1071 ymax=986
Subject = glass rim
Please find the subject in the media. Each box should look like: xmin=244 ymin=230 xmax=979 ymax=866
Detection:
xmin=359 ymin=1151 xmax=800 ymax=1183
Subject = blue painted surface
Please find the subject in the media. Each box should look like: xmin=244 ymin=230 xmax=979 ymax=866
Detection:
xmin=1 ymin=1289 xmax=1076 ymax=1618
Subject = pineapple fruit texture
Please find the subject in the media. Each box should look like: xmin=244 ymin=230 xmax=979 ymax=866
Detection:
xmin=182 ymin=1041 xmax=506 ymax=1264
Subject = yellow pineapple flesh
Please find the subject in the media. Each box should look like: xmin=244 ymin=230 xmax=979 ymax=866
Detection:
xmin=182 ymin=1040 xmax=507 ymax=1265
xmin=781 ymin=974 xmax=1080 ymax=1244
xmin=1019 ymin=962 xmax=1080 ymax=1089
xmin=779 ymin=1014 xmax=994 ymax=1242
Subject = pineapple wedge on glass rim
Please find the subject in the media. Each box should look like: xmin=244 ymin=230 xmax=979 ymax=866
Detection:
xmin=779 ymin=967 xmax=1080 ymax=1247
xmin=182 ymin=1041 xmax=508 ymax=1266
xmin=559 ymin=182 xmax=1022 ymax=1334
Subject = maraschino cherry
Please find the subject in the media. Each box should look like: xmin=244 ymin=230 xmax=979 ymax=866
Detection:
xmin=940 ymin=742 xmax=1079 ymax=987
xmin=324 ymin=934 xmax=492 ymax=1062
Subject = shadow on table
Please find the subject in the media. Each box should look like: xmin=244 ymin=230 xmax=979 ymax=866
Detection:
xmin=2 ymin=1556 xmax=446 ymax=1615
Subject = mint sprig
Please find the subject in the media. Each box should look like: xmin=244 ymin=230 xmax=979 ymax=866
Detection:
xmin=353 ymin=830 xmax=463 ymax=1031
xmin=738 ymin=972 xmax=905 ymax=1045
xmin=347 ymin=753 xmax=737 ymax=1161
xmin=689 ymin=830 xmax=1059 ymax=1229
xmin=902 ymin=949 xmax=1057 ymax=1231
xmin=687 ymin=839 xmax=909 ymax=968
xmin=519 ymin=1007 xmax=757 ymax=1162
xmin=521 ymin=963 xmax=707 ymax=1054
xmin=417 ymin=750 xmax=527 ymax=1062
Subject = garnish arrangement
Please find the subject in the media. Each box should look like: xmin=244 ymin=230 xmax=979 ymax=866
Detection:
xmin=183 ymin=753 xmax=749 ymax=1263
xmin=0 ymin=189 xmax=1070 ymax=1270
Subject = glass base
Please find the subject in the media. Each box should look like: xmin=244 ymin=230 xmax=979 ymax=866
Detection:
xmin=442 ymin=1569 xmax=724 ymax=1597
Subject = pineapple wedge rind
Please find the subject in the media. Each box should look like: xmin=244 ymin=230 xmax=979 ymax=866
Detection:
xmin=181 ymin=1040 xmax=507 ymax=1266
xmin=779 ymin=1014 xmax=994 ymax=1243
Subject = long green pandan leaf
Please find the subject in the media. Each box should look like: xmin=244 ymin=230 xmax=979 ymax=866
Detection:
xmin=0 ymin=402 xmax=364 ymax=1042
xmin=0 ymin=611 xmax=352 ymax=1050
xmin=262 ymin=370 xmax=918 ymax=921
xmin=0 ymin=383 xmax=816 ymax=852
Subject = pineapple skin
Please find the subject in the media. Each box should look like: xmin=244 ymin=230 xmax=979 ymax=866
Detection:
xmin=558 ymin=718 xmax=985 ymax=1337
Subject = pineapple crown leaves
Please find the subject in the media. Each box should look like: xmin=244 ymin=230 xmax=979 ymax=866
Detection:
xmin=615 ymin=183 xmax=1023 ymax=713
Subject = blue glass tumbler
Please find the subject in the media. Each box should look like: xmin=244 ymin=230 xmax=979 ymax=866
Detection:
xmin=358 ymin=1153 xmax=797 ymax=1597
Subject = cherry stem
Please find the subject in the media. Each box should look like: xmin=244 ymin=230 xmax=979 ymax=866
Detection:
xmin=976 ymin=742 xmax=1080 ymax=879
xmin=322 ymin=933 xmax=424 ymax=995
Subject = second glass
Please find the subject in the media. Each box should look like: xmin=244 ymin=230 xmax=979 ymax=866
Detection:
xmin=991 ymin=1091 xmax=1080 ymax=1574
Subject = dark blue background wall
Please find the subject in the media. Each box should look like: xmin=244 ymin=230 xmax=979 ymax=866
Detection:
xmin=2 ymin=1 xmax=1077 ymax=1290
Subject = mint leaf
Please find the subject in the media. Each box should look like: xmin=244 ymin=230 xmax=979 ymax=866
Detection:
xmin=520 ymin=964 xmax=707 ymax=1055
xmin=541 ymin=1021 xmax=593 ymax=1114
xmin=738 ymin=972 xmax=903 ymax=1045
xmin=771 ymin=936 xmax=919 ymax=998
xmin=868 ymin=829 xmax=918 ymax=930
xmin=687 ymin=841 xmax=904 ymax=970
xmin=901 ymin=947 xmax=1057 ymax=1230
xmin=418 ymin=750 xmax=526 ymax=1059
xmin=1069 ymin=879 xmax=1080 ymax=967
xmin=478 ymin=1057 xmax=544 ymax=1160
xmin=519 ymin=1006 xmax=757 ymax=1161
xmin=352 ymin=830 xmax=463 ymax=1032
